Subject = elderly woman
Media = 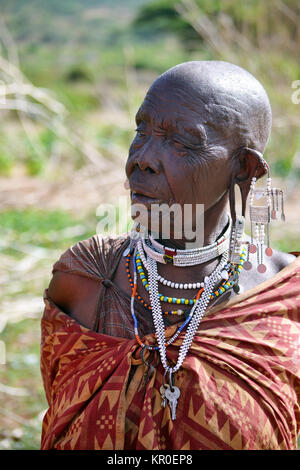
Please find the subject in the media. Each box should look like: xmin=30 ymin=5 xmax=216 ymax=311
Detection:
xmin=40 ymin=61 xmax=300 ymax=450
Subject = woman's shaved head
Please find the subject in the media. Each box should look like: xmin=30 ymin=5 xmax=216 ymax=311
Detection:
xmin=145 ymin=60 xmax=272 ymax=155
xmin=127 ymin=60 xmax=272 ymax=235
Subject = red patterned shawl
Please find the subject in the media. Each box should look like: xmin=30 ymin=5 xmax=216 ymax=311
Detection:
xmin=40 ymin=256 xmax=300 ymax=450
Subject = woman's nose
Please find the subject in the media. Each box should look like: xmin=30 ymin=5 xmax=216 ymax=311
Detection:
xmin=126 ymin=136 xmax=162 ymax=176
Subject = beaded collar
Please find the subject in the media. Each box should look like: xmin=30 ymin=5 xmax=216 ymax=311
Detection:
xmin=141 ymin=215 xmax=231 ymax=266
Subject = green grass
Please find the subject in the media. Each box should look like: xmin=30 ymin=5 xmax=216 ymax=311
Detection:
xmin=0 ymin=208 xmax=96 ymax=249
xmin=0 ymin=208 xmax=99 ymax=449
xmin=0 ymin=318 xmax=47 ymax=450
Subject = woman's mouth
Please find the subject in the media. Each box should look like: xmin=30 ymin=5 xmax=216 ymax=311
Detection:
xmin=131 ymin=191 xmax=161 ymax=205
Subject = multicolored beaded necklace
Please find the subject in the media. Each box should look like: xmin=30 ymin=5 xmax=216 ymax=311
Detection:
xmin=127 ymin=244 xmax=246 ymax=352
xmin=126 ymin=248 xmax=246 ymax=313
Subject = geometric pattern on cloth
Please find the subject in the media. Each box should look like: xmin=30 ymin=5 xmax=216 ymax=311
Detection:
xmin=40 ymin=254 xmax=300 ymax=449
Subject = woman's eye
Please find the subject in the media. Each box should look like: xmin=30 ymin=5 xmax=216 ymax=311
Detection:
xmin=135 ymin=128 xmax=146 ymax=137
xmin=173 ymin=140 xmax=187 ymax=150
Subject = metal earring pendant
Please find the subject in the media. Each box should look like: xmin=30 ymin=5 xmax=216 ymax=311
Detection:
xmin=242 ymin=242 xmax=252 ymax=271
xmin=271 ymin=188 xmax=285 ymax=221
xmin=249 ymin=176 xmax=271 ymax=272
xmin=248 ymin=163 xmax=285 ymax=273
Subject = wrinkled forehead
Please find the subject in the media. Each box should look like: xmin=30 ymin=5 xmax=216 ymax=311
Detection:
xmin=136 ymin=76 xmax=243 ymax=141
xmin=134 ymin=62 xmax=272 ymax=153
xmin=136 ymin=80 xmax=210 ymax=130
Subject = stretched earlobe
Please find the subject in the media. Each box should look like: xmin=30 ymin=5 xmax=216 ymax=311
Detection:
xmin=229 ymin=177 xmax=236 ymax=224
xmin=229 ymin=177 xmax=249 ymax=229
xmin=239 ymin=180 xmax=251 ymax=217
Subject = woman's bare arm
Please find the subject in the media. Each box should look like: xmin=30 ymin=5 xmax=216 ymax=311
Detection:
xmin=47 ymin=271 xmax=101 ymax=329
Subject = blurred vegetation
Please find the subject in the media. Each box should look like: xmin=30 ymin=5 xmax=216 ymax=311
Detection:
xmin=0 ymin=0 xmax=299 ymax=450
xmin=0 ymin=209 xmax=97 ymax=449
xmin=0 ymin=0 xmax=299 ymax=178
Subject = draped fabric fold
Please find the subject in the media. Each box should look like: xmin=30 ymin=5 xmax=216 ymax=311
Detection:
xmin=40 ymin=255 xmax=300 ymax=450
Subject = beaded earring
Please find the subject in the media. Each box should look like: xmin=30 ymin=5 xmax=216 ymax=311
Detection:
xmin=246 ymin=162 xmax=285 ymax=273
xmin=227 ymin=214 xmax=246 ymax=294
xmin=228 ymin=159 xmax=247 ymax=270
xmin=228 ymin=215 xmax=245 ymax=265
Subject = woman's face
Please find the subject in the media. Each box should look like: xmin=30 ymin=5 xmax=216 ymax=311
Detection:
xmin=125 ymin=79 xmax=234 ymax=237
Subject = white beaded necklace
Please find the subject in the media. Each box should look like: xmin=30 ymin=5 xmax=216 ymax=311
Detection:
xmin=137 ymin=239 xmax=205 ymax=289
xmin=141 ymin=215 xmax=231 ymax=266
xmin=147 ymin=249 xmax=228 ymax=380
xmin=133 ymin=215 xmax=244 ymax=420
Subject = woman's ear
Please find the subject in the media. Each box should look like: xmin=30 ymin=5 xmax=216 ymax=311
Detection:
xmin=235 ymin=147 xmax=267 ymax=184
xmin=229 ymin=147 xmax=268 ymax=221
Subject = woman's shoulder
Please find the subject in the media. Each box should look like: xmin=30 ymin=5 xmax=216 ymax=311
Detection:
xmin=46 ymin=233 xmax=130 ymax=326
xmin=269 ymin=249 xmax=297 ymax=271
xmin=242 ymin=233 xmax=299 ymax=277
xmin=236 ymin=237 xmax=299 ymax=295
xmin=51 ymin=232 xmax=129 ymax=281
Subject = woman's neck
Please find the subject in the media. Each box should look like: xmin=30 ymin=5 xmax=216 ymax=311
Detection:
xmin=150 ymin=192 xmax=230 ymax=251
